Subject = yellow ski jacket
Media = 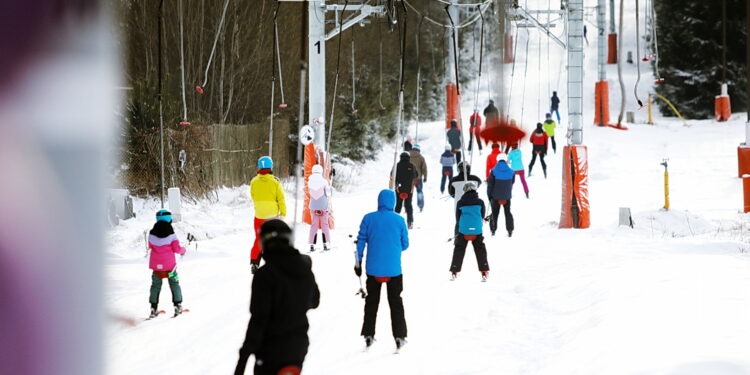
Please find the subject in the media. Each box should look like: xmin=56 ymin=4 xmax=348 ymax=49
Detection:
xmin=250 ymin=174 xmax=287 ymax=219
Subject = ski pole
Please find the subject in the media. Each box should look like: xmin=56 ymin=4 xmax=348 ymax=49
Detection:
xmin=350 ymin=234 xmax=367 ymax=299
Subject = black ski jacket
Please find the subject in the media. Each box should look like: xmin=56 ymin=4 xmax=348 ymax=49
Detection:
xmin=392 ymin=153 xmax=416 ymax=194
xmin=235 ymin=243 xmax=320 ymax=373
xmin=551 ymin=94 xmax=560 ymax=110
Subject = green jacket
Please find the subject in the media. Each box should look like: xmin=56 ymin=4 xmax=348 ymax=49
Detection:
xmin=543 ymin=119 xmax=557 ymax=137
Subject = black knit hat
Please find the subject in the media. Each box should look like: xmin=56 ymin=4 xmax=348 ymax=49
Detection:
xmin=260 ymin=219 xmax=292 ymax=251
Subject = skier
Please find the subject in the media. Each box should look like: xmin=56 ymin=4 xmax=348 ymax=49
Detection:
xmin=468 ymin=111 xmax=484 ymax=153
xmin=487 ymin=153 xmax=515 ymax=237
xmin=409 ymin=144 xmax=428 ymax=212
xmin=449 ymin=161 xmax=483 ymax=206
xmin=446 ymin=119 xmax=463 ymax=164
xmin=450 ymin=182 xmax=490 ymax=281
xmin=528 ymin=123 xmax=548 ymax=178
xmin=483 ymin=99 xmax=499 ymax=120
xmin=148 ymin=209 xmax=186 ymax=318
xmin=234 ymin=219 xmax=320 ymax=375
xmin=391 ymin=151 xmax=416 ymax=229
xmin=543 ymin=113 xmax=557 ymax=154
xmin=250 ymin=156 xmax=287 ymax=274
xmin=508 ymin=143 xmax=529 ymax=198
xmin=485 ymin=143 xmax=502 ymax=181
xmin=308 ymin=164 xmax=332 ymax=252
xmin=439 ymin=144 xmax=456 ymax=194
xmin=550 ymin=91 xmax=561 ymax=122
xmin=355 ymin=189 xmax=410 ymax=350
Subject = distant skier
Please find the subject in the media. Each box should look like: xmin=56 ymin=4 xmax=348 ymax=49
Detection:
xmin=355 ymin=189 xmax=410 ymax=350
xmin=439 ymin=144 xmax=456 ymax=194
xmin=450 ymin=182 xmax=490 ymax=281
xmin=446 ymin=119 xmax=463 ymax=164
xmin=485 ymin=143 xmax=502 ymax=181
xmin=550 ymin=91 xmax=561 ymax=122
xmin=409 ymin=144 xmax=428 ymax=212
xmin=250 ymin=156 xmax=287 ymax=274
xmin=487 ymin=153 xmax=515 ymax=237
xmin=403 ymin=135 xmax=413 ymax=151
xmin=508 ymin=143 xmax=529 ymax=198
xmin=449 ymin=161 xmax=483 ymax=206
xmin=234 ymin=219 xmax=320 ymax=375
xmin=308 ymin=164 xmax=332 ymax=252
xmin=528 ymin=123 xmax=548 ymax=178
xmin=147 ymin=209 xmax=186 ymax=318
xmin=483 ymin=99 xmax=499 ymax=120
xmin=543 ymin=113 xmax=557 ymax=154
xmin=468 ymin=111 xmax=484 ymax=153
xmin=391 ymin=151 xmax=416 ymax=229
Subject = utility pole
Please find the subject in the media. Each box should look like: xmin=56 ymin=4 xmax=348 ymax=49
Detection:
xmin=446 ymin=1 xmax=459 ymax=85
xmin=567 ymin=0 xmax=583 ymax=146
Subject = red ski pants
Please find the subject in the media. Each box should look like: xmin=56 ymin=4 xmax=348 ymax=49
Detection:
xmin=251 ymin=217 xmax=265 ymax=264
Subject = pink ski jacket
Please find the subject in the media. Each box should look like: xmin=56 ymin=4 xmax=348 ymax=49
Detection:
xmin=148 ymin=234 xmax=186 ymax=271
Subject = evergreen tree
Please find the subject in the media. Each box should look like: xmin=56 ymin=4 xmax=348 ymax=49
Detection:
xmin=654 ymin=0 xmax=747 ymax=119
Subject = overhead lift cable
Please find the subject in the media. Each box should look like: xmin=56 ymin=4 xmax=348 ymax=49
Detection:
xmin=292 ymin=1 xmax=308 ymax=235
xmin=404 ymin=0 xmax=491 ymax=29
xmin=469 ymin=4 xmax=485 ymax=166
xmin=633 ymin=0 xmax=643 ymax=107
xmin=326 ymin=1 xmax=349 ymax=153
xmin=351 ymin=26 xmax=358 ymax=114
xmin=616 ymin=0 xmax=626 ymax=125
xmin=268 ymin=1 xmax=281 ymax=155
xmin=196 ymin=0 xmax=231 ymax=93
xmin=415 ymin=15 xmax=424 ymax=141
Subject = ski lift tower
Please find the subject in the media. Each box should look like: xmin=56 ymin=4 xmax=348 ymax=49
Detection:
xmin=306 ymin=0 xmax=386 ymax=151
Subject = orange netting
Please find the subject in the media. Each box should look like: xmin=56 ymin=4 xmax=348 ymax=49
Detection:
xmin=559 ymin=145 xmax=590 ymax=229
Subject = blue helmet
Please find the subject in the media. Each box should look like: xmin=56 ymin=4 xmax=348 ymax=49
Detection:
xmin=258 ymin=156 xmax=273 ymax=169
xmin=156 ymin=209 xmax=172 ymax=223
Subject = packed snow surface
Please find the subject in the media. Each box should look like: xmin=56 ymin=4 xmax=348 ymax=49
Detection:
xmin=107 ymin=1 xmax=750 ymax=373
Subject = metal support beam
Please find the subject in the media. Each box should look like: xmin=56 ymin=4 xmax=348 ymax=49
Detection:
xmin=324 ymin=5 xmax=384 ymax=40
xmin=513 ymin=7 xmax=566 ymax=48
xmin=597 ymin=0 xmax=606 ymax=81
xmin=567 ymin=0 xmax=584 ymax=145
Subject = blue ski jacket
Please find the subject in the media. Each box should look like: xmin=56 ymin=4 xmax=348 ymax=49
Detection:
xmin=356 ymin=189 xmax=410 ymax=277
xmin=487 ymin=161 xmax=514 ymax=201
xmin=456 ymin=190 xmax=485 ymax=235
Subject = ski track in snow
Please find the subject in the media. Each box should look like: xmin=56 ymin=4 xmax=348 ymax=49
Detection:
xmin=107 ymin=1 xmax=750 ymax=374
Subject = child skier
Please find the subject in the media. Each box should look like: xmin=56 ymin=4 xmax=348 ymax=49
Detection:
xmin=528 ymin=123 xmax=548 ymax=178
xmin=250 ymin=156 xmax=287 ymax=274
xmin=355 ymin=189 xmax=410 ymax=350
xmin=485 ymin=143 xmax=501 ymax=181
xmin=148 ymin=209 xmax=186 ymax=318
xmin=439 ymin=144 xmax=456 ymax=194
xmin=550 ymin=91 xmax=561 ymax=122
xmin=409 ymin=144 xmax=428 ymax=212
xmin=391 ymin=152 xmax=417 ymax=229
xmin=543 ymin=113 xmax=557 ymax=153
xmin=446 ymin=119 xmax=463 ymax=164
xmin=308 ymin=164 xmax=332 ymax=252
xmin=450 ymin=182 xmax=490 ymax=281
xmin=487 ymin=154 xmax=515 ymax=237
xmin=468 ymin=111 xmax=483 ymax=153
xmin=508 ymin=143 xmax=529 ymax=198
xmin=235 ymin=219 xmax=320 ymax=375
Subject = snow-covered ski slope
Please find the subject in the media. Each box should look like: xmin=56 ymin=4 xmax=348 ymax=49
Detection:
xmin=107 ymin=1 xmax=750 ymax=374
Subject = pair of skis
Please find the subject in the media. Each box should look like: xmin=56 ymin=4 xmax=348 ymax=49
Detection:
xmin=146 ymin=308 xmax=190 ymax=321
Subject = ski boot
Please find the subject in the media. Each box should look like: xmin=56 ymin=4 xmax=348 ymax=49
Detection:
xmin=407 ymin=221 xmax=413 ymax=230
xmin=309 ymin=245 xmax=315 ymax=253
xmin=525 ymin=191 xmax=529 ymax=199
xmin=323 ymin=243 xmax=330 ymax=251
xmin=173 ymin=303 xmax=183 ymax=317
xmin=508 ymin=230 xmax=513 ymax=237
xmin=364 ymin=336 xmax=375 ymax=348
xmin=543 ymin=168 xmax=547 ymax=179
xmin=450 ymin=271 xmax=459 ymax=280
xmin=481 ymin=271 xmax=489 ymax=282
xmin=149 ymin=305 xmax=160 ymax=319
xmin=395 ymin=337 xmax=407 ymax=350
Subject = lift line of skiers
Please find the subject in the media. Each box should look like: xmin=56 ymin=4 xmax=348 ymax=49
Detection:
xmin=142 ymin=94 xmax=561 ymax=375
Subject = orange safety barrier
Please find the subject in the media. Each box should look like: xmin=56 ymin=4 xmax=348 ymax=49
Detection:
xmin=607 ymin=33 xmax=617 ymax=64
xmin=504 ymin=34 xmax=514 ymax=63
xmin=302 ymin=144 xmax=335 ymax=229
xmin=559 ymin=145 xmax=590 ymax=229
xmin=738 ymin=146 xmax=750 ymax=178
xmin=594 ymin=81 xmax=610 ymax=126
xmin=445 ymin=83 xmax=460 ymax=129
xmin=744 ymin=175 xmax=750 ymax=213
xmin=715 ymin=95 xmax=731 ymax=122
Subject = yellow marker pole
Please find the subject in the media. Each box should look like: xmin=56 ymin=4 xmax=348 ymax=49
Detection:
xmin=647 ymin=95 xmax=654 ymax=125
xmin=661 ymin=159 xmax=669 ymax=210
xmin=653 ymin=93 xmax=688 ymax=127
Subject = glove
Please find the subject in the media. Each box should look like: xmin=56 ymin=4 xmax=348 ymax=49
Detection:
xmin=251 ymin=264 xmax=259 ymax=275
xmin=354 ymin=261 xmax=362 ymax=277
xmin=423 ymin=176 xmax=427 ymax=183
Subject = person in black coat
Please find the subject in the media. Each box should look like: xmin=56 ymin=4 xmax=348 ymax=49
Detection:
xmin=451 ymin=183 xmax=489 ymax=280
xmin=235 ymin=219 xmax=320 ymax=375
xmin=446 ymin=119 xmax=463 ymax=164
xmin=550 ymin=91 xmax=561 ymax=122
xmin=391 ymin=152 xmax=417 ymax=228
xmin=487 ymin=154 xmax=515 ymax=237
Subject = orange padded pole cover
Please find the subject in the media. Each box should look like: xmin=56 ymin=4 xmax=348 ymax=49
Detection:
xmin=737 ymin=146 xmax=750 ymax=178
xmin=302 ymin=143 xmax=315 ymax=225
xmin=607 ymin=33 xmax=617 ymax=64
xmin=743 ymin=175 xmax=750 ymax=213
xmin=594 ymin=81 xmax=610 ymax=126
xmin=715 ymin=96 xmax=731 ymax=122
xmin=559 ymin=145 xmax=590 ymax=229
xmin=504 ymin=34 xmax=514 ymax=63
xmin=445 ymin=83 xmax=460 ymax=129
